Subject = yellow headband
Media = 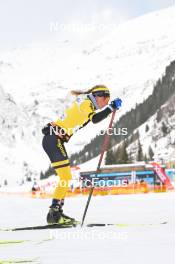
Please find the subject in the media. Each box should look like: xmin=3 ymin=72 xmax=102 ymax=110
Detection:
xmin=92 ymin=86 xmax=110 ymax=93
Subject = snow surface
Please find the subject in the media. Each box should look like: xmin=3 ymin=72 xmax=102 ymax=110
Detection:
xmin=0 ymin=192 xmax=175 ymax=264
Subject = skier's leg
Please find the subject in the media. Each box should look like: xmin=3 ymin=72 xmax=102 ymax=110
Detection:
xmin=42 ymin=134 xmax=71 ymax=204
xmin=52 ymin=164 xmax=72 ymax=200
xmin=42 ymin=134 xmax=75 ymax=223
xmin=47 ymin=163 xmax=76 ymax=224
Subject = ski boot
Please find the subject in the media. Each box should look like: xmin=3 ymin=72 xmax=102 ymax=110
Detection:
xmin=47 ymin=199 xmax=78 ymax=226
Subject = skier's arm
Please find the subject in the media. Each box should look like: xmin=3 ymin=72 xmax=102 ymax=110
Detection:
xmin=91 ymin=98 xmax=122 ymax=124
xmin=91 ymin=107 xmax=113 ymax=124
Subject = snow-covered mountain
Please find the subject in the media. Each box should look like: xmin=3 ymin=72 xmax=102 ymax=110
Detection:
xmin=127 ymin=93 xmax=175 ymax=163
xmin=1 ymin=5 xmax=175 ymax=184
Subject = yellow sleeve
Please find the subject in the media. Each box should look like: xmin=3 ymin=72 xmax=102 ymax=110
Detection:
xmin=80 ymin=99 xmax=95 ymax=121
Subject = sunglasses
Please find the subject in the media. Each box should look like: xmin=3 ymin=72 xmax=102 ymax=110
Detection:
xmin=92 ymin=91 xmax=110 ymax=97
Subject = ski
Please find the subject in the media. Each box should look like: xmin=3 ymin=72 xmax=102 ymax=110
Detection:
xmin=4 ymin=220 xmax=80 ymax=231
xmin=0 ymin=221 xmax=167 ymax=231
xmin=87 ymin=221 xmax=168 ymax=227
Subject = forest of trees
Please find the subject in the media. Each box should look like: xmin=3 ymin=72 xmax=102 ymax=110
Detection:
xmin=105 ymin=133 xmax=155 ymax=165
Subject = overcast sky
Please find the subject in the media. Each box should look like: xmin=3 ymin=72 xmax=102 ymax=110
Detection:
xmin=0 ymin=0 xmax=175 ymax=51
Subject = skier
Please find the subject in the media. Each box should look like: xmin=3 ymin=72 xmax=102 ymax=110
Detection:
xmin=42 ymin=85 xmax=122 ymax=225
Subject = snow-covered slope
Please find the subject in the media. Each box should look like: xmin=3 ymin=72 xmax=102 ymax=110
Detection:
xmin=135 ymin=94 xmax=175 ymax=162
xmin=1 ymin=6 xmax=175 ymax=184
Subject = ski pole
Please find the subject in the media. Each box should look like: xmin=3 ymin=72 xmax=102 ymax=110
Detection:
xmin=81 ymin=110 xmax=116 ymax=227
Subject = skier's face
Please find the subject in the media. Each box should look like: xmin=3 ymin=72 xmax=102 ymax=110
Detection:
xmin=96 ymin=96 xmax=110 ymax=109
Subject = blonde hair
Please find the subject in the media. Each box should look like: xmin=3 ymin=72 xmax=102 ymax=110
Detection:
xmin=71 ymin=85 xmax=108 ymax=96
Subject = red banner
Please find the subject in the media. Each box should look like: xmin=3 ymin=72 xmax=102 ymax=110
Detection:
xmin=151 ymin=162 xmax=174 ymax=190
